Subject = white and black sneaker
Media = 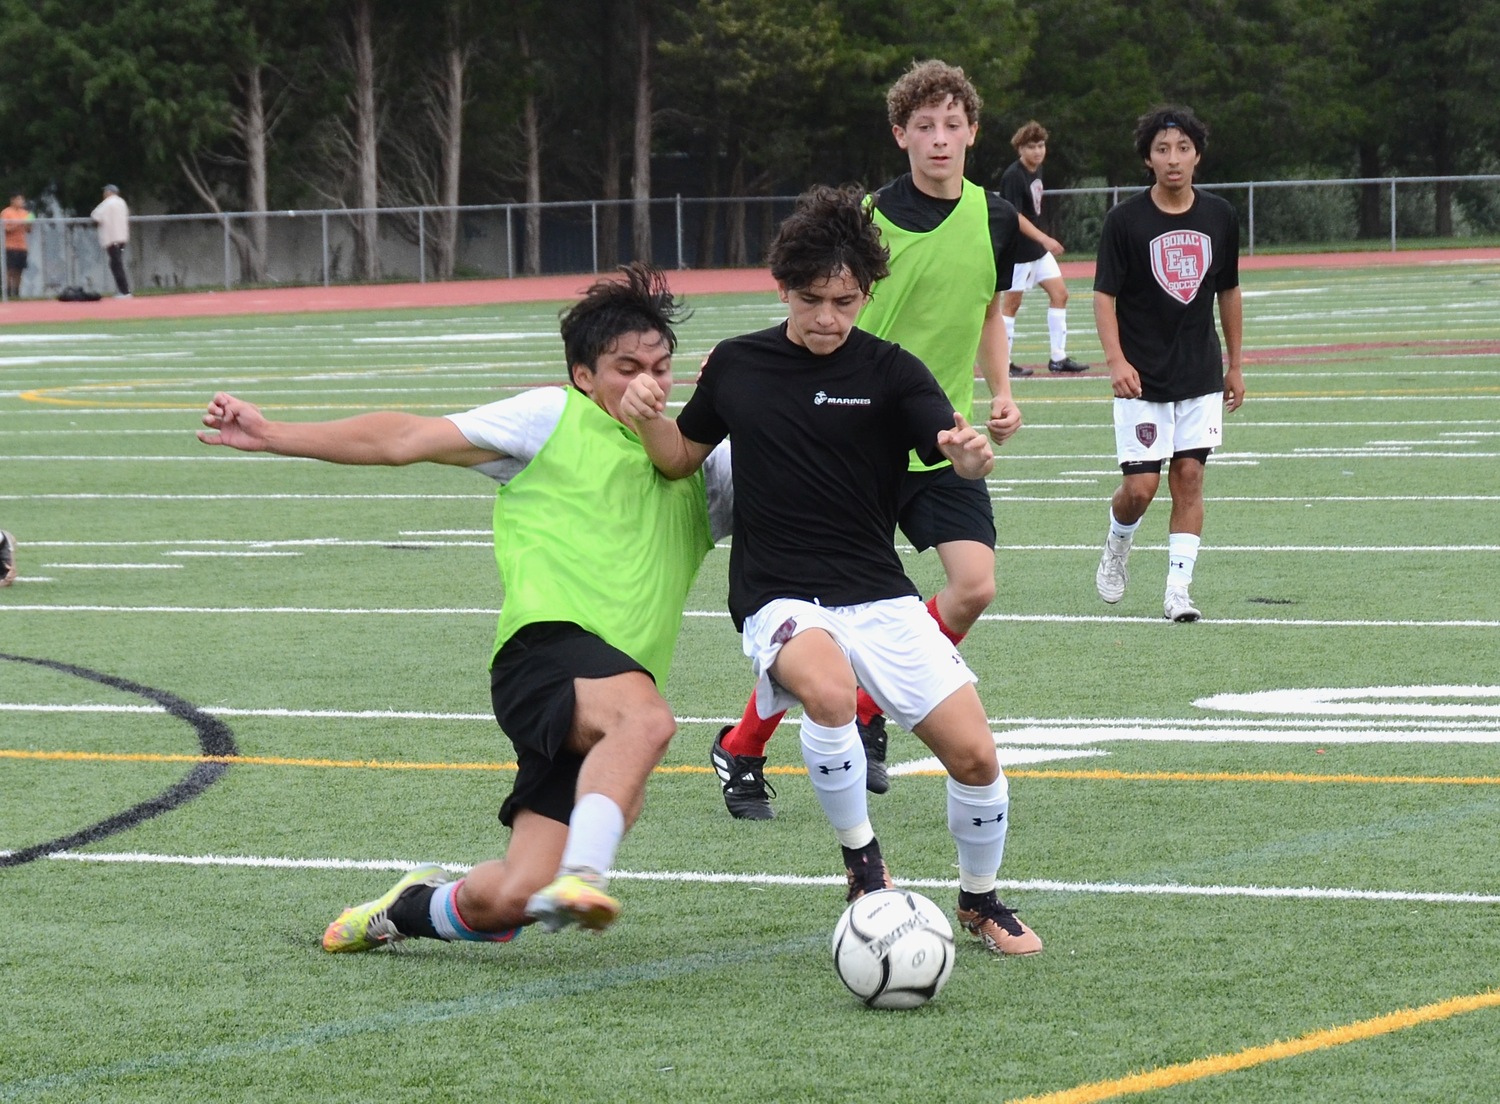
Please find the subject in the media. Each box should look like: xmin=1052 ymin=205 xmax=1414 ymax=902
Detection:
xmin=1164 ymin=587 xmax=1202 ymax=622
xmin=1095 ymin=533 xmax=1132 ymax=603
xmin=710 ymin=726 xmax=776 ymax=820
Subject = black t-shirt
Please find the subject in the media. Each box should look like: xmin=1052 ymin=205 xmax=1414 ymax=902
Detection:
xmin=998 ymin=159 xmax=1046 ymax=263
xmin=1093 ymin=188 xmax=1241 ymax=402
xmin=676 ymin=324 xmax=957 ymax=629
xmin=871 ymin=174 xmax=1023 ymax=293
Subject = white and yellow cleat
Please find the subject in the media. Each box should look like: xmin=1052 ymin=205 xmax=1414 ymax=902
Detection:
xmin=525 ymin=870 xmax=620 ymax=933
xmin=321 ymin=863 xmax=450 ymax=953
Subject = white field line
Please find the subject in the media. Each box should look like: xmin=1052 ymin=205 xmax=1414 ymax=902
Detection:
xmin=15 ymin=850 xmax=1499 ymax=907
xmin=4 ymin=492 xmax=1500 ymax=504
xmin=2 ymin=604 xmax=1497 ymax=627
xmin=13 ymin=538 xmax=1500 ymax=554
xmin=0 ymin=603 xmax=1496 ymax=628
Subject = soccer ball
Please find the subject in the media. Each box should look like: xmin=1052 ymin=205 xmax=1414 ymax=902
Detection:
xmin=832 ymin=888 xmax=954 ymax=1010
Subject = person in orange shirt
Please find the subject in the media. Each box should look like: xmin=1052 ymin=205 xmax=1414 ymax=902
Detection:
xmin=2 ymin=193 xmax=35 ymax=298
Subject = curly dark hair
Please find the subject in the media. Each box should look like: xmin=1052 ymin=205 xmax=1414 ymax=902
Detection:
xmin=886 ymin=59 xmax=981 ymax=130
xmin=559 ymin=263 xmax=689 ymax=381
xmin=1134 ymin=105 xmax=1209 ymax=162
xmin=766 ymin=184 xmax=890 ymax=294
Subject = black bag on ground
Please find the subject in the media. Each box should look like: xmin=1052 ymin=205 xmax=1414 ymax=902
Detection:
xmin=57 ymin=286 xmax=102 ymax=301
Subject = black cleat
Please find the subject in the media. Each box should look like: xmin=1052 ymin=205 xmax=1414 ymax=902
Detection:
xmin=710 ymin=725 xmax=776 ymax=820
xmin=858 ymin=714 xmax=889 ymax=794
xmin=1008 ymin=362 xmax=1034 ymax=378
xmin=1047 ymin=356 xmax=1090 ymax=374
xmin=842 ymin=841 xmax=895 ymax=902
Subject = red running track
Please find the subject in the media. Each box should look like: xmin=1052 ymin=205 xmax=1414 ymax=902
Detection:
xmin=1 ymin=248 xmax=1496 ymax=326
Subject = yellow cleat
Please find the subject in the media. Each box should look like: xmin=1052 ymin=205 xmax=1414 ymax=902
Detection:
xmin=321 ymin=864 xmax=450 ymax=953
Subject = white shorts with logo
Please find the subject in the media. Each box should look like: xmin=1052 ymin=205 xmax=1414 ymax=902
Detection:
xmin=742 ymin=595 xmax=977 ymax=733
xmin=1008 ymin=251 xmax=1062 ymax=292
xmin=1113 ymin=392 xmax=1223 ymax=464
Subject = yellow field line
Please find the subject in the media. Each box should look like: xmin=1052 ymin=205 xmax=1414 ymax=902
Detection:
xmin=1006 ymin=988 xmax=1500 ymax=1104
xmin=3 ymin=747 xmax=1499 ymax=786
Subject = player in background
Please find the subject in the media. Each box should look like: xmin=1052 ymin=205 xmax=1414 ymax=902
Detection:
xmin=998 ymin=122 xmax=1089 ymax=376
xmin=1093 ymin=106 xmax=1244 ymax=622
xmin=0 ymin=529 xmax=15 ymax=586
xmin=199 ymin=264 xmax=731 ymax=949
xmin=708 ymin=59 xmax=1036 ymax=821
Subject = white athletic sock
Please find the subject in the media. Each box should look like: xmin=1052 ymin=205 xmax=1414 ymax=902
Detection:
xmin=800 ymin=715 xmax=871 ymax=843
xmin=428 ymin=880 xmax=519 ymax=943
xmin=1047 ymin=307 xmax=1068 ymax=361
xmin=1168 ymin=532 xmax=1201 ymax=588
xmin=558 ymin=792 xmax=625 ymax=884
xmin=947 ymin=774 xmax=1010 ymax=895
xmin=1109 ymin=510 xmax=1141 ymax=543
xmin=1002 ymin=313 xmax=1017 ymax=346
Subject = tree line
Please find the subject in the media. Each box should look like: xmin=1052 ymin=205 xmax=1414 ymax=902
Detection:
xmin=1 ymin=0 xmax=1494 ymax=279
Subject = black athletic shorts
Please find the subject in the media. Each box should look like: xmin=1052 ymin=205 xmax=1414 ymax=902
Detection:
xmin=5 ymin=249 xmax=26 ymax=273
xmin=489 ymin=621 xmax=649 ymax=828
xmin=896 ymin=464 xmax=998 ymax=552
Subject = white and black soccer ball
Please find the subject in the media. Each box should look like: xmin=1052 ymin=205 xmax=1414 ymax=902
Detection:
xmin=832 ymin=888 xmax=954 ymax=1009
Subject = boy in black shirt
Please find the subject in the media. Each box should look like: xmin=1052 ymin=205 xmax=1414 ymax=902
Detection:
xmin=1093 ymin=105 xmax=1244 ymax=622
xmin=624 ymin=185 xmax=1043 ymax=956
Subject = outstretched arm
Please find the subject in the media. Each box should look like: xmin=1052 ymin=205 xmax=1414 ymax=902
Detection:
xmin=620 ymin=375 xmax=714 ymax=479
xmin=198 ymin=392 xmax=500 ymax=467
xmin=935 ymin=412 xmax=995 ymax=480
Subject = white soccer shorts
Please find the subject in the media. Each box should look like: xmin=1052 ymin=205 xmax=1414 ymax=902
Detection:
xmin=742 ymin=595 xmax=977 ymax=734
xmin=1113 ymin=391 xmax=1223 ymax=464
xmin=1008 ymin=251 xmax=1063 ymax=292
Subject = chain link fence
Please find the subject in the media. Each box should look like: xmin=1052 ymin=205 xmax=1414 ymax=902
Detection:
xmin=5 ymin=176 xmax=1497 ymax=302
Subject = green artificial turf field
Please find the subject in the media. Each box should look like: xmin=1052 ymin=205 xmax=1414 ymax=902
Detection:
xmin=2 ymin=259 xmax=1498 ymax=1103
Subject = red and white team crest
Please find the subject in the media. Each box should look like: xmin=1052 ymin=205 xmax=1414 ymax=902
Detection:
xmin=1135 ymin=422 xmax=1157 ymax=447
xmin=1150 ymin=230 xmax=1212 ymax=304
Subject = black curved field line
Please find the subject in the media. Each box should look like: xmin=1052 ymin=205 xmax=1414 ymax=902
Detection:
xmin=0 ymin=653 xmax=239 ymax=868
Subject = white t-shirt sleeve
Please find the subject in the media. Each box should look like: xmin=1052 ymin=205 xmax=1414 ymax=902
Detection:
xmin=445 ymin=387 xmax=567 ymax=483
xmin=703 ymin=440 xmax=734 ymax=541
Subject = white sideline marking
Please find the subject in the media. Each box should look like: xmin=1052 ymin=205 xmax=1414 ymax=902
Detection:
xmin=17 ymin=850 xmax=1499 ymax=906
xmin=3 ymin=605 xmax=1497 ymax=628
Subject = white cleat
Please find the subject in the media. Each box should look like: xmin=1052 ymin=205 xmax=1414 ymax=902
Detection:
xmin=1164 ymin=587 xmax=1201 ymax=622
xmin=1095 ymin=534 xmax=1131 ymax=603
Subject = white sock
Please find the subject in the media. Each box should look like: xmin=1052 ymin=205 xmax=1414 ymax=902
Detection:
xmin=1109 ymin=510 xmax=1141 ymax=543
xmin=558 ymin=792 xmax=625 ymax=883
xmin=1047 ymin=307 xmax=1068 ymax=361
xmin=1002 ymin=313 xmax=1017 ymax=347
xmin=1168 ymin=532 xmax=1201 ymax=589
xmin=428 ymin=880 xmax=519 ymax=943
xmin=947 ymin=775 xmax=1009 ymax=895
xmin=800 ymin=715 xmax=871 ymax=841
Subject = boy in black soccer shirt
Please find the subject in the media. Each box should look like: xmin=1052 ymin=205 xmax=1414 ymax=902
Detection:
xmin=1093 ymin=105 xmax=1245 ymax=622
xmin=998 ymin=121 xmax=1088 ymax=375
xmin=623 ymin=184 xmax=1043 ymax=956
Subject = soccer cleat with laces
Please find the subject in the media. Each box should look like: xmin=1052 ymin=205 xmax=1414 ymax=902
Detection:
xmin=322 ymin=863 xmax=451 ymax=953
xmin=957 ymin=891 xmax=1043 ymax=956
xmin=1048 ymin=356 xmax=1089 ymax=373
xmin=843 ymin=846 xmax=896 ymax=903
xmin=525 ymin=870 xmax=620 ymax=933
xmin=0 ymin=530 xmax=14 ymax=586
xmin=710 ymin=725 xmax=776 ymax=820
xmin=1164 ymin=587 xmax=1202 ymax=622
xmin=1095 ymin=533 xmax=1132 ymax=603
xmin=857 ymin=714 xmax=890 ymax=794
xmin=1008 ymin=362 xmax=1034 ymax=378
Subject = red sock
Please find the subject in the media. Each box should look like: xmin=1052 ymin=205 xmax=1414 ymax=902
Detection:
xmin=926 ymin=594 xmax=967 ymax=646
xmin=721 ymin=686 xmax=784 ymax=758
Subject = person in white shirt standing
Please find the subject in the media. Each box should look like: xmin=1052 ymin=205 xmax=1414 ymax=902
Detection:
xmin=90 ymin=184 xmax=131 ymax=298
